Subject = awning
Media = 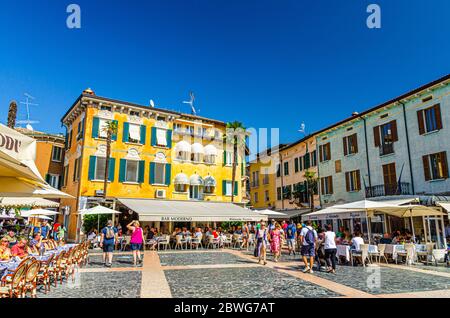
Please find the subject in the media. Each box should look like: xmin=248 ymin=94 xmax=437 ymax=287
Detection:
xmin=175 ymin=141 xmax=190 ymax=153
xmin=0 ymin=177 xmax=73 ymax=198
xmin=204 ymin=176 xmax=216 ymax=187
xmin=191 ymin=143 xmax=204 ymax=154
xmin=190 ymin=174 xmax=204 ymax=186
xmin=0 ymin=197 xmax=59 ymax=208
xmin=437 ymin=202 xmax=450 ymax=213
xmin=118 ymin=198 xmax=267 ymax=222
xmin=174 ymin=173 xmax=189 ymax=185
xmin=204 ymin=144 xmax=217 ymax=156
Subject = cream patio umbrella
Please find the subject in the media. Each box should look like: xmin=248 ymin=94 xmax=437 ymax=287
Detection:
xmin=78 ymin=205 xmax=122 ymax=233
xmin=0 ymin=197 xmax=60 ymax=209
xmin=256 ymin=209 xmax=288 ymax=217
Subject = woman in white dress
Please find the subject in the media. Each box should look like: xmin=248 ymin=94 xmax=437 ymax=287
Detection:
xmin=255 ymin=222 xmax=269 ymax=265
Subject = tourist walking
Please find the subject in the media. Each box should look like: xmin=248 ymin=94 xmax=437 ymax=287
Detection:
xmin=299 ymin=220 xmax=317 ymax=273
xmin=127 ymin=220 xmax=145 ymax=266
xmin=270 ymin=223 xmax=282 ymax=262
xmin=241 ymin=222 xmax=249 ymax=250
xmin=100 ymin=220 xmax=118 ymax=267
xmin=324 ymin=224 xmax=337 ymax=274
xmin=255 ymin=222 xmax=269 ymax=265
xmin=286 ymin=220 xmax=297 ymax=256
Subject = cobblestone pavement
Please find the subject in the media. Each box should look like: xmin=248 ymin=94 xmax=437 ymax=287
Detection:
xmin=39 ymin=271 xmax=141 ymax=298
xmin=411 ymin=264 xmax=450 ymax=273
xmin=88 ymin=255 xmax=143 ymax=268
xmin=164 ymin=267 xmax=340 ymax=298
xmin=159 ymin=251 xmax=253 ymax=266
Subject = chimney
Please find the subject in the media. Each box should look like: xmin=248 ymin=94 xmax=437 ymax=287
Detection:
xmin=83 ymin=88 xmax=95 ymax=95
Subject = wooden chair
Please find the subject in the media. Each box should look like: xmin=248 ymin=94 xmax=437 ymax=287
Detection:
xmin=36 ymin=254 xmax=54 ymax=293
xmin=48 ymin=251 xmax=66 ymax=287
xmin=0 ymin=263 xmax=27 ymax=298
xmin=22 ymin=261 xmax=41 ymax=298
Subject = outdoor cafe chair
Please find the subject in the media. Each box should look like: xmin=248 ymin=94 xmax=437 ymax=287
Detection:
xmin=247 ymin=234 xmax=255 ymax=250
xmin=417 ymin=243 xmax=434 ymax=264
xmin=48 ymin=251 xmax=65 ymax=287
xmin=352 ymin=244 xmax=371 ymax=267
xmin=0 ymin=262 xmax=27 ymax=298
xmin=432 ymin=249 xmax=447 ymax=266
xmin=233 ymin=234 xmax=243 ymax=249
xmin=121 ymin=236 xmax=131 ymax=251
xmin=174 ymin=235 xmax=187 ymax=250
xmin=222 ymin=235 xmax=232 ymax=249
xmin=208 ymin=236 xmax=220 ymax=249
xmin=36 ymin=254 xmax=54 ymax=294
xmin=158 ymin=235 xmax=170 ymax=251
xmin=190 ymin=235 xmax=203 ymax=249
xmin=22 ymin=260 xmax=41 ymax=298
xmin=370 ymin=244 xmax=388 ymax=263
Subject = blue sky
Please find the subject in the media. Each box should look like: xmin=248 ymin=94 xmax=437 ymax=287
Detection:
xmin=1 ymin=0 xmax=449 ymax=147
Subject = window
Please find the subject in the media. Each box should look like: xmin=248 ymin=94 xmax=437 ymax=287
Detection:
xmin=98 ymin=118 xmax=109 ymax=139
xmin=73 ymin=158 xmax=81 ymax=181
xmin=224 ymin=181 xmax=233 ymax=196
xmin=156 ymin=115 xmax=166 ymax=121
xmin=418 ymin=104 xmax=442 ymax=135
xmin=299 ymin=157 xmax=303 ymax=171
xmin=343 ymin=134 xmax=358 ymax=156
xmin=283 ymin=161 xmax=289 ymax=176
xmin=190 ymin=185 xmax=203 ymax=200
xmin=153 ymin=162 xmax=166 ymax=184
xmin=335 ymin=160 xmax=342 ymax=173
xmin=62 ymin=165 xmax=69 ymax=187
xmin=65 ymin=130 xmax=72 ymax=150
xmin=76 ymin=120 xmax=84 ymax=141
xmin=276 ymin=164 xmax=281 ymax=177
xmin=253 ymin=192 xmax=259 ymax=203
xmin=130 ymin=110 xmax=140 ymax=117
xmin=128 ymin=124 xmax=141 ymax=143
xmin=311 ymin=150 xmax=317 ymax=167
xmin=319 ymin=143 xmax=331 ymax=162
xmin=224 ymin=151 xmax=233 ymax=165
xmin=177 ymin=151 xmax=190 ymax=161
xmin=374 ymin=121 xmax=397 ymax=156
xmin=187 ymin=126 xmax=194 ymax=135
xmin=251 ymin=171 xmax=259 ymax=187
xmin=204 ymin=154 xmax=216 ymax=164
xmin=320 ymin=176 xmax=333 ymax=195
xmin=303 ymin=153 xmax=310 ymax=169
xmin=294 ymin=158 xmax=299 ymax=173
xmin=423 ymin=152 xmax=448 ymax=181
xmin=204 ymin=185 xmax=215 ymax=194
xmin=101 ymin=105 xmax=112 ymax=112
xmin=175 ymin=184 xmax=188 ymax=192
xmin=276 ymin=187 xmax=282 ymax=200
xmin=51 ymin=146 xmax=63 ymax=162
xmin=125 ymin=160 xmax=139 ymax=183
xmin=156 ymin=128 xmax=167 ymax=146
xmin=95 ymin=157 xmax=107 ymax=180
xmin=263 ymin=168 xmax=269 ymax=185
xmin=191 ymin=152 xmax=203 ymax=162
xmin=46 ymin=174 xmax=60 ymax=189
xmin=345 ymin=170 xmax=361 ymax=192
xmin=174 ymin=123 xmax=182 ymax=133
xmin=282 ymin=185 xmax=292 ymax=200
xmin=264 ymin=190 xmax=270 ymax=202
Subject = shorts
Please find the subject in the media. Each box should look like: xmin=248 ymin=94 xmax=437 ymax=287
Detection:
xmin=287 ymin=239 xmax=296 ymax=248
xmin=301 ymin=244 xmax=315 ymax=257
xmin=103 ymin=243 xmax=114 ymax=253
xmin=131 ymin=243 xmax=142 ymax=251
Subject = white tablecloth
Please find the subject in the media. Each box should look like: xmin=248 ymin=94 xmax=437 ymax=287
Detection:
xmin=337 ymin=245 xmax=350 ymax=262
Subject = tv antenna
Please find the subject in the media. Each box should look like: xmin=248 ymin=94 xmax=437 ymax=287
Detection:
xmin=182 ymin=91 xmax=198 ymax=115
xmin=17 ymin=93 xmax=40 ymax=130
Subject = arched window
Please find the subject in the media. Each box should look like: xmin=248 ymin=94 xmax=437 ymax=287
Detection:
xmin=204 ymin=144 xmax=217 ymax=164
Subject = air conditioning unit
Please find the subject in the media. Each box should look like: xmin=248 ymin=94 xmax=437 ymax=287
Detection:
xmin=156 ymin=189 xmax=166 ymax=199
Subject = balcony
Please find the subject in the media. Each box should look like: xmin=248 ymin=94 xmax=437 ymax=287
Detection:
xmin=379 ymin=143 xmax=394 ymax=156
xmin=365 ymin=182 xmax=411 ymax=198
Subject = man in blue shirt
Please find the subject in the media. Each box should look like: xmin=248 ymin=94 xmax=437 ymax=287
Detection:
xmin=33 ymin=220 xmax=51 ymax=239
xmin=286 ymin=220 xmax=297 ymax=255
xmin=100 ymin=220 xmax=118 ymax=267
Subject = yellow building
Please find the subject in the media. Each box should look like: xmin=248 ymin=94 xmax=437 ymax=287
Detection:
xmin=60 ymin=89 xmax=256 ymax=240
xmin=248 ymin=146 xmax=283 ymax=209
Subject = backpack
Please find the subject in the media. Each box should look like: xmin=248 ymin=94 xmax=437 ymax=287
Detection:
xmin=105 ymin=227 xmax=115 ymax=239
xmin=304 ymin=228 xmax=315 ymax=245
xmin=287 ymin=225 xmax=294 ymax=237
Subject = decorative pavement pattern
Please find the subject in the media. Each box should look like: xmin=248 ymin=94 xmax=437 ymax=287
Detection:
xmin=27 ymin=248 xmax=450 ymax=298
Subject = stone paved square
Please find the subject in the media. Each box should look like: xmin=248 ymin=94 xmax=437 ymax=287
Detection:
xmin=39 ymin=271 xmax=142 ymax=298
xmin=159 ymin=251 xmax=254 ymax=266
xmin=87 ymin=255 xmax=143 ymax=268
xmin=164 ymin=267 xmax=341 ymax=298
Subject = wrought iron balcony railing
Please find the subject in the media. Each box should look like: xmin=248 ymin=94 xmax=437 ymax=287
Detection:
xmin=365 ymin=182 xmax=411 ymax=198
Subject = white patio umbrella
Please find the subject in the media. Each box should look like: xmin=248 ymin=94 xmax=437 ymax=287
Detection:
xmin=0 ymin=124 xmax=44 ymax=182
xmin=0 ymin=197 xmax=60 ymax=208
xmin=25 ymin=215 xmax=52 ymax=220
xmin=78 ymin=205 xmax=121 ymax=232
xmin=0 ymin=177 xmax=73 ymax=198
xmin=256 ymin=209 xmax=288 ymax=216
xmin=21 ymin=209 xmax=60 ymax=217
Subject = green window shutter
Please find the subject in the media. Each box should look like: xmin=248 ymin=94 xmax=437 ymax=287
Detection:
xmin=108 ymin=158 xmax=116 ymax=182
xmin=150 ymin=127 xmax=157 ymax=146
xmin=119 ymin=159 xmax=126 ymax=182
xmin=223 ymin=151 xmax=227 ymax=165
xmin=122 ymin=122 xmax=130 ymax=143
xmin=92 ymin=117 xmax=99 ymax=139
xmin=166 ymin=130 xmax=172 ymax=148
xmin=140 ymin=125 xmax=146 ymax=145
xmin=222 ymin=180 xmax=227 ymax=195
xmin=88 ymin=156 xmax=97 ymax=181
xmin=241 ymin=162 xmax=244 ymax=176
xmin=111 ymin=120 xmax=119 ymax=141
xmin=45 ymin=174 xmax=50 ymax=183
xmin=233 ymin=181 xmax=238 ymax=196
xmin=165 ymin=163 xmax=172 ymax=185
xmin=138 ymin=160 xmax=145 ymax=183
xmin=149 ymin=162 xmax=156 ymax=184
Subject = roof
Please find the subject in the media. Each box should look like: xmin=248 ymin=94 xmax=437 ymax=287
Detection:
xmin=117 ymin=198 xmax=267 ymax=222
xmin=14 ymin=127 xmax=65 ymax=143
xmin=61 ymin=93 xmax=227 ymax=126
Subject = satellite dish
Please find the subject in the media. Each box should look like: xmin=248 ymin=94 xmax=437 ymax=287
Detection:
xmin=26 ymin=124 xmax=34 ymax=131
xmin=150 ymin=100 xmax=155 ymax=108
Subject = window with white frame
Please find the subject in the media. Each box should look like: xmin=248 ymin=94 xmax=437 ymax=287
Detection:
xmin=174 ymin=123 xmax=183 ymax=133
xmin=51 ymin=146 xmax=63 ymax=162
xmin=224 ymin=181 xmax=233 ymax=196
xmin=225 ymin=151 xmax=233 ymax=165
xmin=95 ymin=157 xmax=107 ymax=180
xmin=125 ymin=160 xmax=139 ymax=183
xmin=204 ymin=154 xmax=216 ymax=164
xmin=98 ymin=118 xmax=109 ymax=139
xmin=47 ymin=174 xmax=60 ymax=189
